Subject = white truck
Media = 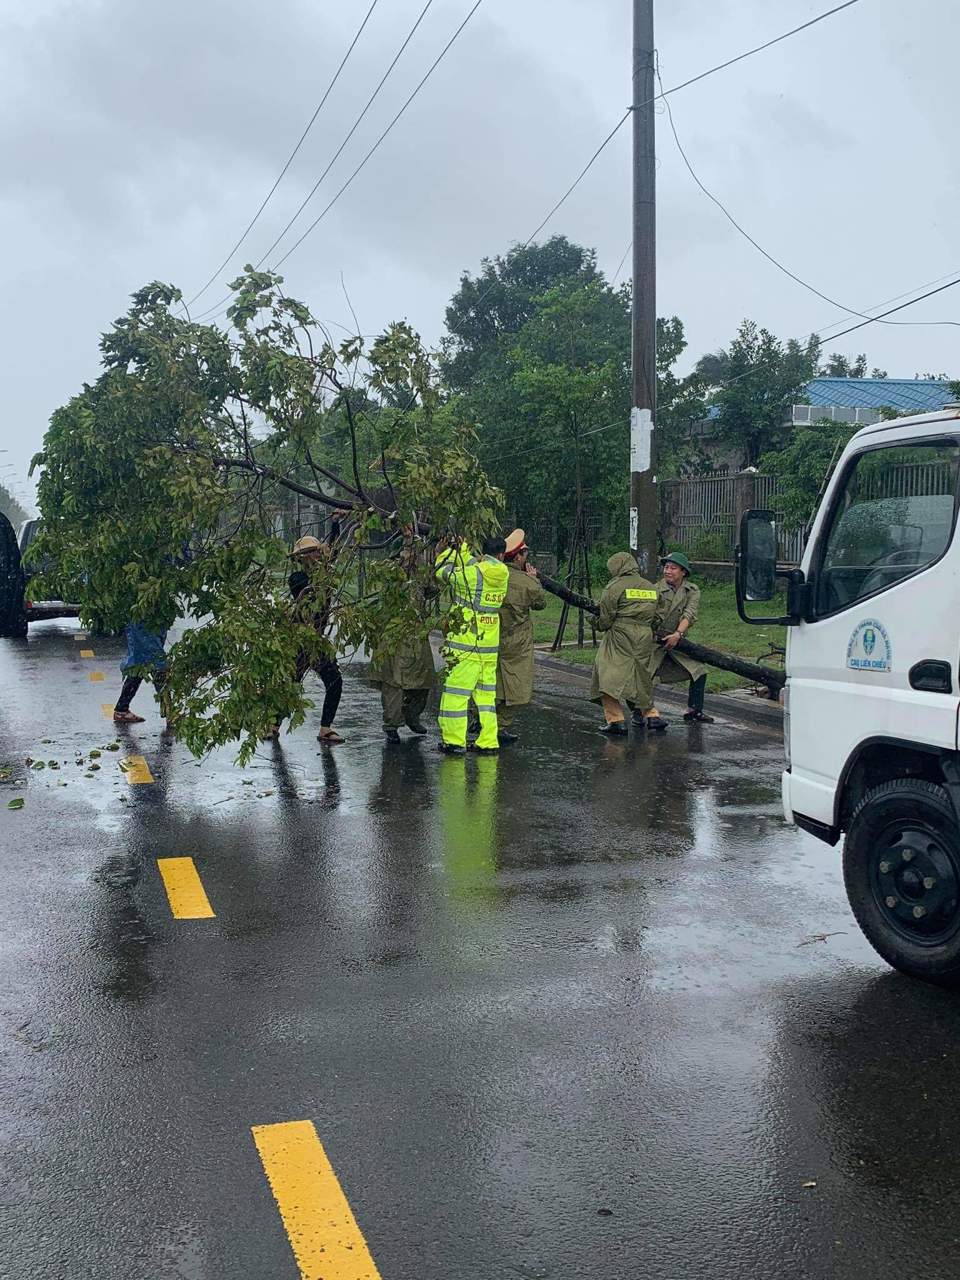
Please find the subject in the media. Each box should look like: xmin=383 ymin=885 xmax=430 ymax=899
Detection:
xmin=737 ymin=403 xmax=960 ymax=985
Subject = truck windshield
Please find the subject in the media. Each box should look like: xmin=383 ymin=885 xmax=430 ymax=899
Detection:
xmin=814 ymin=441 xmax=960 ymax=616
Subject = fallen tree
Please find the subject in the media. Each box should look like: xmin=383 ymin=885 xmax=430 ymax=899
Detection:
xmin=538 ymin=571 xmax=785 ymax=695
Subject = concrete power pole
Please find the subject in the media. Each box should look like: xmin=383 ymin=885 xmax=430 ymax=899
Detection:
xmin=630 ymin=0 xmax=658 ymax=578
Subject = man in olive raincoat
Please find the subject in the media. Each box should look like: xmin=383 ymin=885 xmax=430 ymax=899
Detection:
xmin=494 ymin=528 xmax=547 ymax=743
xmin=644 ymin=550 xmax=714 ymax=725
xmin=589 ymin=551 xmax=662 ymax=735
xmin=369 ymin=612 xmax=436 ymax=743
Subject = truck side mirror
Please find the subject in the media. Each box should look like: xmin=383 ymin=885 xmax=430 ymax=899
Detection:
xmin=740 ymin=509 xmax=777 ymax=601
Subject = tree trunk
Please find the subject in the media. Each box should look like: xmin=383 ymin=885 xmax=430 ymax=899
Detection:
xmin=538 ymin=571 xmax=785 ymax=693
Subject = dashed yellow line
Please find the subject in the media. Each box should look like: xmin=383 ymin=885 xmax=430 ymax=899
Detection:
xmin=156 ymin=857 xmax=215 ymax=919
xmin=101 ymin=703 xmax=115 ymax=720
xmin=121 ymin=755 xmax=153 ymax=785
xmin=73 ymin=633 xmax=88 ymax=642
xmin=79 ymin=648 xmax=95 ymax=658
xmin=251 ymin=1120 xmax=382 ymax=1280
xmin=89 ymin=671 xmax=105 ymax=683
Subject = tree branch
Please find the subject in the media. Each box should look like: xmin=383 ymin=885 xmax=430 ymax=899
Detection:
xmin=538 ymin=572 xmax=785 ymax=692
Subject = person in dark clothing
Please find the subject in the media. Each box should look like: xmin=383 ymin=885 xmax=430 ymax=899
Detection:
xmin=284 ymin=532 xmax=345 ymax=744
xmin=113 ymin=623 xmax=171 ymax=725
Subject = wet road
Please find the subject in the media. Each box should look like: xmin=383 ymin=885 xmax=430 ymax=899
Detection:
xmin=3 ymin=623 xmax=960 ymax=1280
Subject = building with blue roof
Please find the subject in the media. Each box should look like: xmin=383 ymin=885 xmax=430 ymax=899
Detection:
xmin=692 ymin=376 xmax=956 ymax=472
xmin=791 ymin=376 xmax=955 ymax=426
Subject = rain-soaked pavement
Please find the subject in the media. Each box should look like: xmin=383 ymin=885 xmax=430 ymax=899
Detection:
xmin=3 ymin=622 xmax=960 ymax=1280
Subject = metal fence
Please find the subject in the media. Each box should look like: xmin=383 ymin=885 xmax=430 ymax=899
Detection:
xmin=660 ymin=473 xmax=805 ymax=566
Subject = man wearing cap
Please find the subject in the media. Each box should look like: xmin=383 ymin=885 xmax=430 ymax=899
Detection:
xmin=285 ymin=530 xmax=345 ymax=744
xmin=644 ymin=551 xmax=714 ymax=726
xmin=495 ymin=529 xmax=547 ymax=743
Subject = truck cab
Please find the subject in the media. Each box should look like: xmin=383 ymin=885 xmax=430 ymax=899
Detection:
xmin=737 ymin=405 xmax=960 ymax=984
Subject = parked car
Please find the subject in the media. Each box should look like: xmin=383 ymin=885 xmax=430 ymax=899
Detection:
xmin=16 ymin=518 xmax=81 ymax=626
xmin=0 ymin=511 xmax=27 ymax=636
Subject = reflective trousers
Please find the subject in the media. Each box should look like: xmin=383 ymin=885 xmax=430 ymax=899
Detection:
xmin=439 ymin=650 xmax=499 ymax=748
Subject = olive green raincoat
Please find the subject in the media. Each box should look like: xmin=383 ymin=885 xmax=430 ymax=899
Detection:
xmin=368 ymin=633 xmax=436 ymax=692
xmin=650 ymin=577 xmax=707 ymax=684
xmin=589 ymin=552 xmax=660 ymax=709
xmin=496 ymin=562 xmax=547 ymax=707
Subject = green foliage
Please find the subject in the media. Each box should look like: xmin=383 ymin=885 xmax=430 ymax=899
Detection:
xmin=760 ymin=417 xmax=856 ymax=532
xmin=31 ymin=272 xmax=502 ymax=763
xmin=441 ymin=239 xmax=704 ymax=555
xmin=698 ymin=320 xmax=820 ymax=467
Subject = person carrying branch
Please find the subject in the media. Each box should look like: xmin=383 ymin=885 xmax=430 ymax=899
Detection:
xmin=283 ymin=520 xmax=347 ymax=744
xmin=368 ymin=525 xmax=437 ymax=742
xmin=644 ymin=551 xmax=714 ymax=725
xmin=435 ymin=534 xmax=509 ymax=755
xmin=494 ymin=528 xmax=547 ymax=743
xmin=589 ymin=551 xmax=663 ymax=736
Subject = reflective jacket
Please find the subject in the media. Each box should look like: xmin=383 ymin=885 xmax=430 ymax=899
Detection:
xmin=435 ymin=543 xmax=509 ymax=655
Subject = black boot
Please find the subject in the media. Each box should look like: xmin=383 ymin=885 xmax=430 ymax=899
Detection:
xmin=498 ymin=730 xmax=519 ymax=743
xmin=384 ymin=727 xmax=401 ymax=743
xmin=599 ymin=722 xmax=628 ymax=736
xmin=436 ymin=741 xmax=465 ymax=755
xmin=404 ymin=717 xmax=428 ymax=735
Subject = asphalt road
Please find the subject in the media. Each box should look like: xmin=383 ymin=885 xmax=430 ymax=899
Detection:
xmin=3 ymin=622 xmax=960 ymax=1280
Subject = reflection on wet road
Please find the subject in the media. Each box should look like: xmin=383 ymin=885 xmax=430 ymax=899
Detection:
xmin=3 ymin=621 xmax=960 ymax=1279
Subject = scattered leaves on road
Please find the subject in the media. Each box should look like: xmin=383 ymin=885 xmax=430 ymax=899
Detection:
xmin=7 ymin=798 xmax=24 ymax=810
xmin=802 ymin=1180 xmax=817 ymax=1189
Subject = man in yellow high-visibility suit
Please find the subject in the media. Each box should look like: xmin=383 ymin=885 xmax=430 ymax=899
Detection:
xmin=435 ymin=534 xmax=509 ymax=755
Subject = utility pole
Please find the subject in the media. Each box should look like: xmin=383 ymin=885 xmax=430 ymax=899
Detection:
xmin=630 ymin=0 xmax=658 ymax=579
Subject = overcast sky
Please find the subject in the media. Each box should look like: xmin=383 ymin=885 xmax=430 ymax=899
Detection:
xmin=1 ymin=0 xmax=957 ymax=510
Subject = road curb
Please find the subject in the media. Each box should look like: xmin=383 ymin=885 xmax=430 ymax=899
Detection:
xmin=534 ymin=651 xmax=783 ymax=732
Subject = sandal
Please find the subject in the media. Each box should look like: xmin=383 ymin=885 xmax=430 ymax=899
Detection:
xmin=317 ymin=728 xmax=345 ymax=744
xmin=113 ymin=710 xmax=145 ymax=723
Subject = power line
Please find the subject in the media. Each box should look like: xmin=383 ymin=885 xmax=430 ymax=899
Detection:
xmin=185 ymin=0 xmax=380 ymax=310
xmin=455 ymin=0 xmax=865 ymax=330
xmin=711 ymin=274 xmax=960 ymax=396
xmin=190 ymin=0 xmax=439 ymax=322
xmin=273 ymin=0 xmax=484 ymax=270
xmin=657 ymin=62 xmax=960 ymax=333
xmin=258 ymin=0 xmax=437 ymax=270
xmin=193 ymin=0 xmax=856 ymax=329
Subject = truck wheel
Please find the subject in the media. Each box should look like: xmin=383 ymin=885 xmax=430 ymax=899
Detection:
xmin=844 ymin=779 xmax=960 ymax=986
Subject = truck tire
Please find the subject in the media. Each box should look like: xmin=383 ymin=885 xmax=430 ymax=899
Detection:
xmin=844 ymin=779 xmax=960 ymax=986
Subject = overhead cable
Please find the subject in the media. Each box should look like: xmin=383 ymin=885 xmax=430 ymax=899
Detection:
xmin=657 ymin=62 xmax=960 ymax=332
xmin=185 ymin=0 xmax=381 ymax=309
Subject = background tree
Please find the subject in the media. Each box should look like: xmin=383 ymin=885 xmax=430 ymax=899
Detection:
xmin=697 ymin=320 xmax=820 ymax=467
xmin=759 ymin=418 xmax=855 ymax=532
xmin=31 ymin=272 xmax=502 ymax=762
xmin=443 ymin=239 xmax=703 ymax=557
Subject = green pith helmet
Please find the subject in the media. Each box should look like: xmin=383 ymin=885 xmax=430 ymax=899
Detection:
xmin=662 ymin=551 xmax=692 ymax=576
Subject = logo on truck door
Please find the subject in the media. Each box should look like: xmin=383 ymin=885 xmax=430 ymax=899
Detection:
xmin=847 ymin=618 xmax=892 ymax=672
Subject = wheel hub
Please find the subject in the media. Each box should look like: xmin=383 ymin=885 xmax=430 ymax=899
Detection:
xmin=873 ymin=826 xmax=960 ymax=945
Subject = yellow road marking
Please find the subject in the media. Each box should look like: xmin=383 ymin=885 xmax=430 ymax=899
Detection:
xmin=156 ymin=857 xmax=215 ymax=919
xmin=101 ymin=703 xmax=115 ymax=720
xmin=251 ymin=1120 xmax=382 ymax=1280
xmin=89 ymin=671 xmax=105 ymax=682
xmin=79 ymin=648 xmax=95 ymax=658
xmin=121 ymin=755 xmax=154 ymax=785
xmin=73 ymin=633 xmax=88 ymax=641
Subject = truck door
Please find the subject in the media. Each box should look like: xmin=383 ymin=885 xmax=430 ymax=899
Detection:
xmin=789 ymin=437 xmax=960 ymax=826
